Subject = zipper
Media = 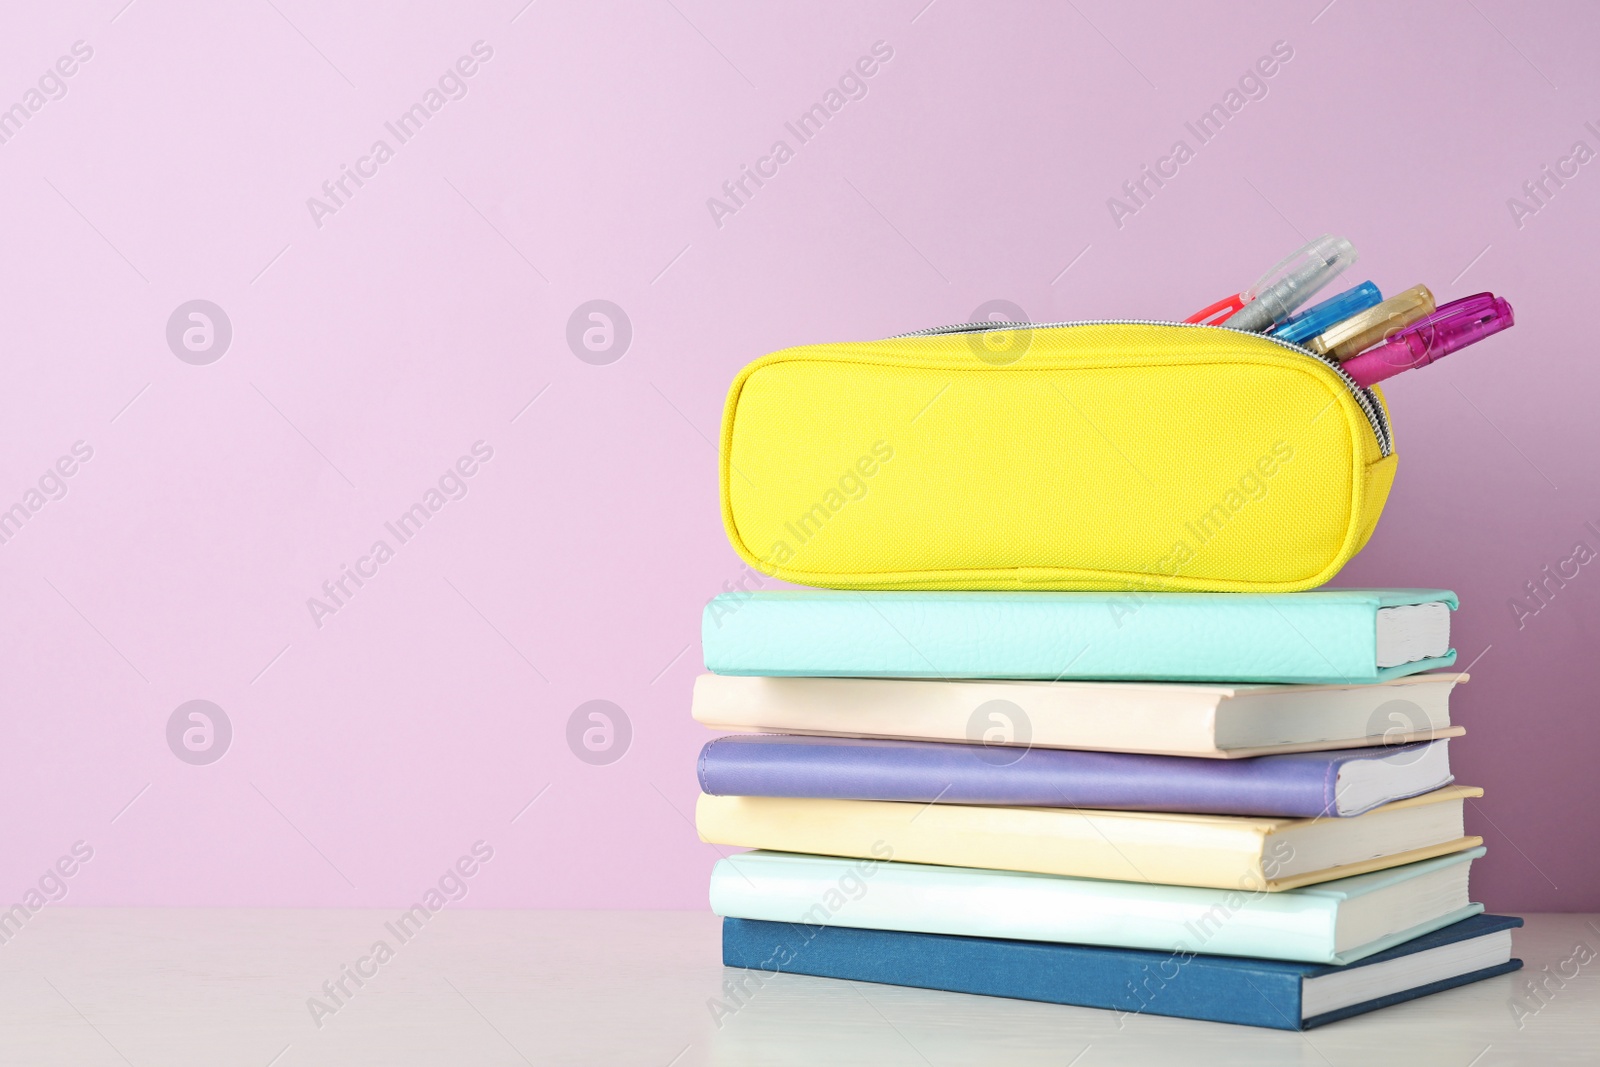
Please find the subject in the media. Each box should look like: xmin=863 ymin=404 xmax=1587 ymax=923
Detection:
xmin=891 ymin=318 xmax=1392 ymax=457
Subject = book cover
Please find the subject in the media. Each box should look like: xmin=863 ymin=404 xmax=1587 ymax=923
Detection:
xmin=697 ymin=734 xmax=1452 ymax=817
xmin=692 ymin=673 xmax=1466 ymax=759
xmin=721 ymin=914 xmax=1524 ymax=1030
xmin=702 ymin=588 xmax=1457 ymax=684
xmin=695 ymin=787 xmax=1484 ymax=890
xmin=710 ymin=848 xmax=1486 ymax=964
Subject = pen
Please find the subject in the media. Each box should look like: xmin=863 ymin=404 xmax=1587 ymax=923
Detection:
xmin=1184 ymin=293 xmax=1249 ymax=326
xmin=1306 ymin=284 xmax=1436 ymax=361
xmin=1343 ymin=293 xmax=1514 ymax=388
xmin=1219 ymin=235 xmax=1359 ymax=333
xmin=1272 ymin=281 xmax=1384 ymax=346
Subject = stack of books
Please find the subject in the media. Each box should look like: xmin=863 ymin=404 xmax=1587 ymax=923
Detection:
xmin=692 ymin=588 xmax=1522 ymax=1030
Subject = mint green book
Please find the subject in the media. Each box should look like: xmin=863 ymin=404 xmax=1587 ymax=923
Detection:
xmin=709 ymin=848 xmax=1486 ymax=966
xmin=702 ymin=589 xmax=1457 ymax=684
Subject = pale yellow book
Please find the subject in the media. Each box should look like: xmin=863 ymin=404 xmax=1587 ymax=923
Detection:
xmin=695 ymin=786 xmax=1483 ymax=892
xmin=691 ymin=672 xmax=1466 ymax=758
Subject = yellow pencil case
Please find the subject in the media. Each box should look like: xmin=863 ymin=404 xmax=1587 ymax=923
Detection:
xmin=718 ymin=320 xmax=1398 ymax=592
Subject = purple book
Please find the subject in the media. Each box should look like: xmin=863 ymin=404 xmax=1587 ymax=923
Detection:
xmin=697 ymin=734 xmax=1453 ymax=818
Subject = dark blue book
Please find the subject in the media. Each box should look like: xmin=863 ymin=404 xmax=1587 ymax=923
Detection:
xmin=722 ymin=913 xmax=1522 ymax=1030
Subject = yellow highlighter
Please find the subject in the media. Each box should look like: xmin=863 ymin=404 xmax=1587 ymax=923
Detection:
xmin=1307 ymin=284 xmax=1436 ymax=361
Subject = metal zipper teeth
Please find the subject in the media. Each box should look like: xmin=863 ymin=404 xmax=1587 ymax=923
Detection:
xmin=892 ymin=318 xmax=1392 ymax=457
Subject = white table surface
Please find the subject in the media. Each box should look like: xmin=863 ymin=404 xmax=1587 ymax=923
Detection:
xmin=1 ymin=909 xmax=1594 ymax=1065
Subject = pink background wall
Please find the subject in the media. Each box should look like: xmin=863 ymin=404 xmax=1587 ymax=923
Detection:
xmin=2 ymin=0 xmax=1595 ymax=912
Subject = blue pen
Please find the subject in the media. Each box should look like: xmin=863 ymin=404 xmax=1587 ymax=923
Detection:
xmin=1273 ymin=281 xmax=1384 ymax=345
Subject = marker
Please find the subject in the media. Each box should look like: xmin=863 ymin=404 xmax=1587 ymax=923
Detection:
xmin=1306 ymin=284 xmax=1436 ymax=361
xmin=1272 ymin=281 xmax=1383 ymax=346
xmin=1343 ymin=293 xmax=1514 ymax=387
xmin=1219 ymin=235 xmax=1359 ymax=333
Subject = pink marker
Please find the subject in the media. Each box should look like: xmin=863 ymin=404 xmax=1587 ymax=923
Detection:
xmin=1343 ymin=293 xmax=1514 ymax=388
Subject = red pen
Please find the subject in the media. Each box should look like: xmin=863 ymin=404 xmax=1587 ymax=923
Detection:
xmin=1185 ymin=293 xmax=1249 ymax=326
xmin=1342 ymin=293 xmax=1514 ymax=388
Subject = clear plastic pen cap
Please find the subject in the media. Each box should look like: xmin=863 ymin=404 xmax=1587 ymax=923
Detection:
xmin=1224 ymin=235 xmax=1358 ymax=332
xmin=1245 ymin=235 xmax=1356 ymax=302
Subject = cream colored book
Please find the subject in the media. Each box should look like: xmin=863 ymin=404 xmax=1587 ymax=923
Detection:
xmin=691 ymin=672 xmax=1466 ymax=758
xmin=695 ymin=786 xmax=1484 ymax=891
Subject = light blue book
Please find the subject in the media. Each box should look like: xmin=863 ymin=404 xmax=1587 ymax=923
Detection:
xmin=710 ymin=848 xmax=1486 ymax=966
xmin=701 ymin=589 xmax=1457 ymax=684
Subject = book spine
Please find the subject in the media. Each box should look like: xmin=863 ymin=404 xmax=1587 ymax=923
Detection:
xmin=703 ymin=596 xmax=1387 ymax=683
xmin=697 ymin=794 xmax=1264 ymax=890
xmin=709 ymin=857 xmax=1341 ymax=963
xmin=722 ymin=918 xmax=1307 ymax=1029
xmin=698 ymin=736 xmax=1331 ymax=815
xmin=692 ymin=675 xmax=1224 ymax=757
